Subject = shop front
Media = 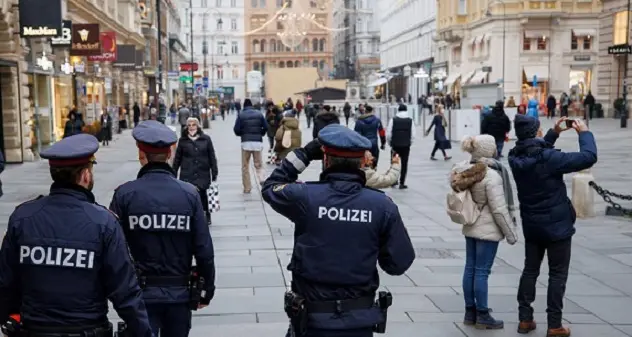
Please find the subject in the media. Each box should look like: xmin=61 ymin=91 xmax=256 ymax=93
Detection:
xmin=567 ymin=54 xmax=594 ymax=101
xmin=27 ymin=50 xmax=56 ymax=154
xmin=0 ymin=59 xmax=26 ymax=162
xmin=53 ymin=64 xmax=74 ymax=140
xmin=521 ymin=65 xmax=549 ymax=107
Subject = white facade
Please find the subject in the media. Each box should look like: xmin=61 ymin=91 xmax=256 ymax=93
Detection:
xmin=180 ymin=0 xmax=246 ymax=100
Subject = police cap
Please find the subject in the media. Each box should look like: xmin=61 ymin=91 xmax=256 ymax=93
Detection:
xmin=318 ymin=124 xmax=372 ymax=158
xmin=132 ymin=120 xmax=178 ymax=154
xmin=40 ymin=134 xmax=99 ymax=167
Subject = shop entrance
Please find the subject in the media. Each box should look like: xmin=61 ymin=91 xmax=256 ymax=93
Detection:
xmin=569 ymin=68 xmax=592 ymax=100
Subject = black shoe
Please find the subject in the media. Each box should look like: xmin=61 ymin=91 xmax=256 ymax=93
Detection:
xmin=430 ymin=157 xmax=438 ymax=161
xmin=399 ymin=184 xmax=408 ymax=189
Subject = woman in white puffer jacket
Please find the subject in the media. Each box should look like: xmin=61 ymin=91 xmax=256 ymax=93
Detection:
xmin=449 ymin=134 xmax=518 ymax=330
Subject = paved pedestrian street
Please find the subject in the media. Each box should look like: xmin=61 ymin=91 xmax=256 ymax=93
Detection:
xmin=2 ymin=114 xmax=632 ymax=336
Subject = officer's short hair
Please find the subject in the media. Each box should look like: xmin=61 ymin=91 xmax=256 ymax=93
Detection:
xmin=145 ymin=153 xmax=169 ymax=163
xmin=325 ymin=155 xmax=362 ymax=170
xmin=50 ymin=163 xmax=92 ymax=184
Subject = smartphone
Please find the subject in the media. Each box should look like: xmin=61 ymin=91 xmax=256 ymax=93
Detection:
xmin=565 ymin=119 xmax=576 ymax=128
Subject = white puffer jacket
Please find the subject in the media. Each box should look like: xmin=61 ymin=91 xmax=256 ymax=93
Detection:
xmin=450 ymin=161 xmax=517 ymax=243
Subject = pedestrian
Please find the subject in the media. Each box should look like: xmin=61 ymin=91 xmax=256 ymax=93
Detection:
xmin=99 ymin=109 xmax=113 ymax=146
xmin=261 ymin=124 xmax=415 ymax=337
xmin=0 ymin=134 xmax=153 ymax=337
xmin=178 ymin=103 xmax=191 ymax=135
xmin=343 ymin=101 xmax=352 ymax=126
xmin=481 ymin=100 xmax=511 ymax=159
xmin=274 ymin=110 xmax=302 ymax=162
xmin=312 ymin=105 xmax=340 ymax=139
xmin=363 ymin=151 xmax=401 ymax=189
xmin=109 ymin=121 xmax=216 ymax=337
xmin=296 ymin=99 xmax=303 ymax=119
xmin=449 ymin=134 xmax=518 ymax=330
xmin=265 ymin=102 xmax=279 ymax=152
xmin=386 ymin=104 xmax=415 ymax=188
xmin=133 ymin=102 xmax=141 ymax=126
xmin=0 ymin=149 xmax=4 ymax=198
xmin=170 ymin=103 xmax=177 ymax=124
xmin=63 ymin=111 xmax=83 ymax=138
xmin=305 ymin=102 xmax=316 ymax=128
xmin=233 ymin=98 xmax=268 ymax=193
xmin=560 ymin=92 xmax=570 ymax=117
xmin=354 ymin=105 xmax=386 ymax=169
xmin=425 ymin=106 xmax=452 ymax=161
xmin=527 ymin=97 xmax=539 ymax=119
xmin=509 ymin=116 xmax=597 ymax=337
xmin=547 ymin=95 xmax=557 ymax=119
xmin=583 ymin=90 xmax=595 ymax=119
xmin=173 ymin=117 xmax=219 ymax=224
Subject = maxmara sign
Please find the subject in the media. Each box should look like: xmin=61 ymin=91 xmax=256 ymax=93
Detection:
xmin=23 ymin=26 xmax=59 ymax=37
xmin=19 ymin=0 xmax=63 ymax=38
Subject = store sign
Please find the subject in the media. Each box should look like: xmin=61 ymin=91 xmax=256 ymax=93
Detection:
xmin=88 ymin=32 xmax=117 ymax=62
xmin=113 ymin=45 xmax=136 ymax=71
xmin=135 ymin=50 xmax=144 ymax=70
xmin=19 ymin=0 xmax=62 ymax=38
xmin=60 ymin=61 xmax=73 ymax=74
xmin=36 ymin=52 xmax=53 ymax=71
xmin=179 ymin=63 xmax=199 ymax=72
xmin=608 ymin=44 xmax=632 ymax=55
xmin=70 ymin=24 xmax=101 ymax=56
xmin=50 ymin=20 xmax=72 ymax=46
xmin=574 ymin=55 xmax=591 ymax=62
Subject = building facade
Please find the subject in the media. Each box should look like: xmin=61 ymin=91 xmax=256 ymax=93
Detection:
xmin=244 ymin=0 xmax=334 ymax=99
xmin=435 ymin=0 xmax=601 ymax=107
xmin=332 ymin=0 xmax=380 ymax=98
xmin=596 ymin=0 xmax=632 ymax=117
xmin=166 ymin=0 xmax=187 ymax=105
xmin=378 ymin=0 xmax=436 ymax=101
xmin=0 ymin=0 xmax=145 ymax=163
xmin=181 ymin=0 xmax=247 ymax=101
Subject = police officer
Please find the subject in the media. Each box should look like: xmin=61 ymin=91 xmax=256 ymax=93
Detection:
xmin=261 ymin=124 xmax=416 ymax=337
xmin=0 ymin=134 xmax=153 ymax=337
xmin=109 ymin=121 xmax=215 ymax=337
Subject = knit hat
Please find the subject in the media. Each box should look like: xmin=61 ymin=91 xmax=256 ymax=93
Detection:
xmin=398 ymin=104 xmax=407 ymax=111
xmin=514 ymin=114 xmax=540 ymax=140
xmin=461 ymin=134 xmax=497 ymax=160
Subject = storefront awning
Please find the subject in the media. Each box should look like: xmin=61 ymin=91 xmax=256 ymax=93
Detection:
xmin=523 ymin=66 xmax=549 ymax=82
xmin=468 ymin=71 xmax=489 ymax=84
xmin=444 ymin=72 xmax=461 ymax=87
xmin=462 ymin=70 xmax=477 ymax=84
xmin=524 ymin=30 xmax=549 ymax=39
xmin=367 ymin=77 xmax=388 ymax=87
xmin=572 ymin=29 xmax=596 ymax=37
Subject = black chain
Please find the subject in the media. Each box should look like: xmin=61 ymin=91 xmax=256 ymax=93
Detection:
xmin=589 ymin=181 xmax=632 ymax=217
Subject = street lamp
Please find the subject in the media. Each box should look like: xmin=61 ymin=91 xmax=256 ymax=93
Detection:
xmin=202 ymin=11 xmax=223 ymax=98
xmin=485 ymin=0 xmax=506 ymax=99
xmin=621 ymin=0 xmax=631 ymax=128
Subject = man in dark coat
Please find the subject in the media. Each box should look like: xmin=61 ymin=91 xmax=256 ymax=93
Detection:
xmin=354 ymin=105 xmax=385 ymax=168
xmin=233 ymin=98 xmax=268 ymax=193
xmin=583 ymin=91 xmax=595 ymax=119
xmin=342 ymin=102 xmax=352 ymax=126
xmin=546 ymin=95 xmax=557 ymax=119
xmin=508 ymin=115 xmax=597 ymax=337
xmin=312 ymin=105 xmax=340 ymax=139
xmin=133 ymin=102 xmax=141 ymax=126
xmin=481 ymin=100 xmax=511 ymax=159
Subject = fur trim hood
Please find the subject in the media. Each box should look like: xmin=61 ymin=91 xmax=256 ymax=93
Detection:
xmin=450 ymin=162 xmax=487 ymax=191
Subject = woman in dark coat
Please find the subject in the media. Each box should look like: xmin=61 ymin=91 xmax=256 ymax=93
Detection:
xmin=99 ymin=110 xmax=112 ymax=146
xmin=425 ymin=106 xmax=452 ymax=161
xmin=173 ymin=117 xmax=219 ymax=224
xmin=63 ymin=112 xmax=83 ymax=138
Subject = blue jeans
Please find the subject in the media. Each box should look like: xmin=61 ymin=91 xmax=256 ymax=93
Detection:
xmin=463 ymin=237 xmax=499 ymax=310
xmin=496 ymin=140 xmax=504 ymax=158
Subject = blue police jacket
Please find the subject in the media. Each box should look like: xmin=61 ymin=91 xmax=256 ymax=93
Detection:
xmin=0 ymin=183 xmax=153 ymax=337
xmin=233 ymin=107 xmax=268 ymax=143
xmin=109 ymin=162 xmax=216 ymax=305
xmin=261 ymin=150 xmax=415 ymax=330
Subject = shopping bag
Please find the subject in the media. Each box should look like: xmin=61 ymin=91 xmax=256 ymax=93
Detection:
xmin=207 ymin=183 xmax=220 ymax=213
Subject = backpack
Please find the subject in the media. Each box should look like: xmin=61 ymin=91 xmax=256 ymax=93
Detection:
xmin=446 ymin=188 xmax=482 ymax=226
xmin=282 ymin=129 xmax=292 ymax=148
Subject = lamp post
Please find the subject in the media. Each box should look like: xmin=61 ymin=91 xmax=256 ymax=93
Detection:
xmin=621 ymin=0 xmax=631 ymax=128
xmin=155 ymin=0 xmax=163 ymax=113
xmin=486 ymin=0 xmax=506 ymax=99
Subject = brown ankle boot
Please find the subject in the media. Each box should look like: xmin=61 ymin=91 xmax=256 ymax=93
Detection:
xmin=517 ymin=320 xmax=536 ymax=334
xmin=546 ymin=327 xmax=571 ymax=337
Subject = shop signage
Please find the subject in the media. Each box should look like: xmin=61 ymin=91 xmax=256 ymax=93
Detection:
xmin=179 ymin=63 xmax=198 ymax=72
xmin=608 ymin=44 xmax=632 ymax=55
xmin=574 ymin=55 xmax=591 ymax=62
xmin=70 ymin=24 xmax=101 ymax=56
xmin=73 ymin=61 xmax=85 ymax=73
xmin=135 ymin=50 xmax=144 ymax=70
xmin=113 ymin=45 xmax=136 ymax=71
xmin=36 ymin=52 xmax=53 ymax=71
xmin=88 ymin=32 xmax=117 ymax=62
xmin=50 ymin=20 xmax=72 ymax=46
xmin=60 ymin=61 xmax=73 ymax=74
xmin=19 ymin=0 xmax=62 ymax=38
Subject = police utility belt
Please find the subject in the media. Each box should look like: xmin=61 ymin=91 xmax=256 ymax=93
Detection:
xmin=136 ymin=266 xmax=206 ymax=310
xmin=2 ymin=318 xmax=113 ymax=337
xmin=284 ymin=290 xmax=393 ymax=336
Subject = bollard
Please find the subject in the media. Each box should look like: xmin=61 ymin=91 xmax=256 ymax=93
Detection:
xmin=572 ymin=169 xmax=596 ymax=218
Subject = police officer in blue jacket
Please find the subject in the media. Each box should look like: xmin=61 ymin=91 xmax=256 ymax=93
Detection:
xmin=261 ymin=124 xmax=416 ymax=337
xmin=109 ymin=121 xmax=215 ymax=337
xmin=0 ymin=134 xmax=153 ymax=337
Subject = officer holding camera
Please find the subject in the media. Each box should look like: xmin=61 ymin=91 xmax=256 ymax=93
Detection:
xmin=0 ymin=134 xmax=153 ymax=337
xmin=109 ymin=121 xmax=216 ymax=337
xmin=262 ymin=124 xmax=416 ymax=337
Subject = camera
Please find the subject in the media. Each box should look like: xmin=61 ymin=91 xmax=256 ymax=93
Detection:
xmin=565 ymin=119 xmax=577 ymax=128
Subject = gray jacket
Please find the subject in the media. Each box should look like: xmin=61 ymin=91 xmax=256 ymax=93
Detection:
xmin=178 ymin=107 xmax=191 ymax=125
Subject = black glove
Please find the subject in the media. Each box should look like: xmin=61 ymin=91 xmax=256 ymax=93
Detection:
xmin=303 ymin=139 xmax=324 ymax=161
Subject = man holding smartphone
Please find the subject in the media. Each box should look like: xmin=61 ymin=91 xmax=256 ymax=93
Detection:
xmin=508 ymin=116 xmax=597 ymax=337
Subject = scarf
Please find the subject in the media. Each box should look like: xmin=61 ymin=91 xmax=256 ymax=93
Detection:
xmin=480 ymin=158 xmax=517 ymax=227
xmin=188 ymin=132 xmax=199 ymax=141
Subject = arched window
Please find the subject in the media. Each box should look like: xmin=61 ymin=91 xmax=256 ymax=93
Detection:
xmin=311 ymin=60 xmax=318 ymax=68
xmin=260 ymin=39 xmax=266 ymax=53
xmin=276 ymin=41 xmax=283 ymax=52
xmin=319 ymin=60 xmax=325 ymax=69
xmin=319 ymin=39 xmax=325 ymax=52
xmin=287 ymin=61 xmax=294 ymax=68
xmin=294 ymin=60 xmax=299 ymax=67
xmin=279 ymin=61 xmax=285 ymax=68
xmin=261 ymin=61 xmax=266 ymax=75
xmin=252 ymin=39 xmax=259 ymax=52
xmin=270 ymin=39 xmax=277 ymax=52
xmin=253 ymin=61 xmax=260 ymax=71
xmin=312 ymin=38 xmax=318 ymax=52
xmin=302 ymin=38 xmax=309 ymax=51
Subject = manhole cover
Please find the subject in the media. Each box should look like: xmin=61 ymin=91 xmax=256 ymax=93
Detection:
xmin=415 ymin=248 xmax=459 ymax=259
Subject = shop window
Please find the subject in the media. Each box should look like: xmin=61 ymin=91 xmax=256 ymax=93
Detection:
xmin=583 ymin=36 xmax=592 ymax=50
xmin=277 ymin=21 xmax=283 ymax=30
xmin=571 ymin=33 xmax=578 ymax=50
xmin=613 ymin=11 xmax=629 ymax=45
xmin=536 ymin=37 xmax=547 ymax=51
xmin=452 ymin=46 xmax=462 ymax=63
xmin=523 ymin=36 xmax=531 ymax=51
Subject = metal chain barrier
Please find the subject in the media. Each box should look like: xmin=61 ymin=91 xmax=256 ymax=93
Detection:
xmin=589 ymin=181 xmax=632 ymax=217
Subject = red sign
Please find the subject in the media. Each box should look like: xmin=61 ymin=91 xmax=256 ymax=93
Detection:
xmin=88 ymin=32 xmax=117 ymax=62
xmin=180 ymin=63 xmax=198 ymax=72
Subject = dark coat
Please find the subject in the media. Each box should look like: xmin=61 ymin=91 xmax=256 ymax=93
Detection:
xmin=354 ymin=113 xmax=384 ymax=146
xmin=173 ymin=131 xmax=219 ymax=190
xmin=0 ymin=150 xmax=4 ymax=197
xmin=99 ymin=114 xmax=112 ymax=141
xmin=481 ymin=108 xmax=511 ymax=142
xmin=508 ymin=130 xmax=598 ymax=243
xmin=234 ymin=107 xmax=268 ymax=142
xmin=312 ymin=111 xmax=340 ymax=139
xmin=63 ymin=119 xmax=83 ymax=138
xmin=547 ymin=96 xmax=557 ymax=111
xmin=426 ymin=115 xmax=447 ymax=142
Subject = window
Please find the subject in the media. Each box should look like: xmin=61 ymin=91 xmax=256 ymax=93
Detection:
xmin=217 ymin=67 xmax=224 ymax=80
xmin=523 ymin=36 xmax=531 ymax=51
xmin=294 ymin=60 xmax=299 ymax=67
xmin=216 ymin=0 xmax=222 ymax=7
xmin=252 ymin=39 xmax=259 ymax=52
xmin=277 ymin=21 xmax=283 ymax=30
xmin=232 ymin=67 xmax=239 ymax=79
xmin=571 ymin=32 xmax=578 ymax=50
xmin=319 ymin=39 xmax=325 ymax=51
xmin=319 ymin=60 xmax=325 ymax=70
xmin=261 ymin=61 xmax=266 ymax=74
xmin=217 ymin=19 xmax=223 ymax=30
xmin=312 ymin=38 xmax=318 ymax=52
xmin=251 ymin=0 xmax=257 ymax=7
xmin=310 ymin=0 xmax=316 ymax=7
xmin=217 ymin=41 xmax=226 ymax=55
xmin=260 ymin=39 xmax=266 ymax=52
xmin=537 ymin=37 xmax=547 ymax=50
xmin=231 ymin=18 xmax=237 ymax=30
xmin=613 ymin=11 xmax=629 ymax=45
xmin=357 ymin=41 xmax=362 ymax=53
xmin=260 ymin=0 xmax=265 ymax=7
xmin=254 ymin=61 xmax=260 ymax=71
xmin=287 ymin=61 xmax=293 ymax=68
xmin=201 ymin=0 xmax=208 ymax=6
xmin=452 ymin=46 xmax=461 ymax=63
xmin=583 ymin=36 xmax=592 ymax=50
xmin=230 ymin=0 xmax=236 ymax=6
xmin=231 ymin=41 xmax=238 ymax=54
xmin=279 ymin=61 xmax=285 ymax=68
xmin=457 ymin=0 xmax=466 ymax=15
xmin=276 ymin=0 xmax=283 ymax=7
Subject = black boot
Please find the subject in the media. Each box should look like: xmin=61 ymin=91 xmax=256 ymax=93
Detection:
xmin=475 ymin=309 xmax=504 ymax=330
xmin=463 ymin=306 xmax=476 ymax=325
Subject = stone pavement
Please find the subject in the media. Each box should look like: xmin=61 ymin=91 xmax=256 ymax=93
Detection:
xmin=1 ymin=113 xmax=632 ymax=336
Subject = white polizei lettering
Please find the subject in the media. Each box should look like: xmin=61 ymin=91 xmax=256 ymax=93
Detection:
xmin=186 ymin=215 xmax=190 ymax=231
xmin=317 ymin=207 xmax=373 ymax=223
xmin=19 ymin=246 xmax=95 ymax=269
xmin=128 ymin=214 xmax=191 ymax=232
xmin=167 ymin=214 xmax=177 ymax=229
xmin=129 ymin=215 xmax=139 ymax=230
xmin=139 ymin=215 xmax=152 ymax=229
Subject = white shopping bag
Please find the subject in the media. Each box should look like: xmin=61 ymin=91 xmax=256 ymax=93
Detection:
xmin=207 ymin=183 xmax=220 ymax=213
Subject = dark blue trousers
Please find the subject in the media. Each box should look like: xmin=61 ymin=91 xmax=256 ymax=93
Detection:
xmin=285 ymin=325 xmax=373 ymax=337
xmin=147 ymin=303 xmax=191 ymax=337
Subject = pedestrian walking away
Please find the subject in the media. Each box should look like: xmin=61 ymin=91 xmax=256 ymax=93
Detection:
xmin=481 ymin=100 xmax=511 ymax=159
xmin=234 ymin=98 xmax=268 ymax=193
xmin=508 ymin=115 xmax=597 ymax=337
xmin=262 ymin=124 xmax=415 ymax=337
xmin=178 ymin=103 xmax=191 ymax=135
xmin=109 ymin=121 xmax=216 ymax=337
xmin=265 ymin=102 xmax=281 ymax=152
xmin=387 ymin=104 xmax=416 ymax=188
xmin=343 ymin=101 xmax=352 ymax=126
xmin=173 ymin=117 xmax=219 ymax=224
xmin=425 ymin=105 xmax=452 ymax=161
xmin=354 ymin=105 xmax=386 ymax=169
xmin=99 ymin=109 xmax=113 ymax=146
xmin=274 ymin=110 xmax=302 ymax=163
xmin=312 ymin=105 xmax=340 ymax=139
xmin=0 ymin=134 xmax=153 ymax=337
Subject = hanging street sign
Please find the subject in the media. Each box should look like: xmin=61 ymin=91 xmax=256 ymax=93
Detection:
xmin=37 ymin=52 xmax=53 ymax=71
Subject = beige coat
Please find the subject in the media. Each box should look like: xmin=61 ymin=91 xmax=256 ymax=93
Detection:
xmin=450 ymin=162 xmax=517 ymax=243
xmin=363 ymin=163 xmax=401 ymax=189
